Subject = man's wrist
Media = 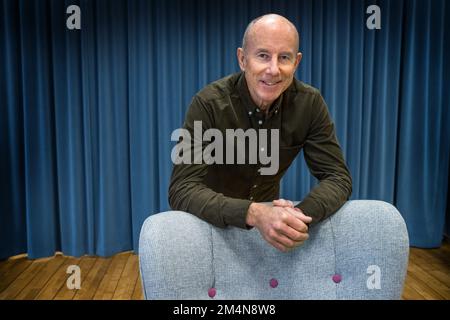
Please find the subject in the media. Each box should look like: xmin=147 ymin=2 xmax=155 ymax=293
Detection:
xmin=246 ymin=202 xmax=259 ymax=227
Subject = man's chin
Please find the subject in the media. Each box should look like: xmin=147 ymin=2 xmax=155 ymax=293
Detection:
xmin=258 ymin=94 xmax=281 ymax=106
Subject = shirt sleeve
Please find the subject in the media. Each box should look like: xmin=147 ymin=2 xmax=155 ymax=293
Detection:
xmin=168 ymin=95 xmax=253 ymax=229
xmin=296 ymin=92 xmax=352 ymax=225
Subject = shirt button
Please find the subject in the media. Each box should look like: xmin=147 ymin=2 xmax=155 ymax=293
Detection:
xmin=260 ymin=147 xmax=265 ymax=152
xmin=253 ymin=184 xmax=257 ymax=188
xmin=258 ymin=120 xmax=263 ymax=125
xmin=248 ymin=111 xmax=252 ymax=116
xmin=256 ymin=108 xmax=260 ymax=112
xmin=249 ymin=196 xmax=254 ymax=200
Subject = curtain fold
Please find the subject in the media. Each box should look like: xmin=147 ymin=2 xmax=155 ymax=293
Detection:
xmin=394 ymin=0 xmax=450 ymax=247
xmin=1 ymin=0 xmax=449 ymax=258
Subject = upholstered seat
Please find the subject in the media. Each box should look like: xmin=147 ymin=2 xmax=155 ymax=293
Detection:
xmin=139 ymin=200 xmax=409 ymax=299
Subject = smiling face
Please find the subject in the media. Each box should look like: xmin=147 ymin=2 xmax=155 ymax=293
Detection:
xmin=237 ymin=15 xmax=302 ymax=110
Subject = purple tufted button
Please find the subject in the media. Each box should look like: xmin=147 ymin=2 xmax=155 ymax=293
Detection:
xmin=332 ymin=274 xmax=342 ymax=283
xmin=208 ymin=288 xmax=216 ymax=298
xmin=269 ymin=278 xmax=278 ymax=288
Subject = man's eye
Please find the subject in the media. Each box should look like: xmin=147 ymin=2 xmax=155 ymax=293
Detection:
xmin=280 ymin=55 xmax=291 ymax=61
xmin=257 ymin=53 xmax=269 ymax=60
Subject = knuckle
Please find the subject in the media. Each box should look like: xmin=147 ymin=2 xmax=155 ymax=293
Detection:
xmin=268 ymin=229 xmax=276 ymax=239
xmin=281 ymin=237 xmax=294 ymax=247
xmin=279 ymin=211 xmax=288 ymax=220
xmin=272 ymin=222 xmax=281 ymax=231
xmin=293 ymin=232 xmax=302 ymax=241
xmin=286 ymin=239 xmax=295 ymax=247
xmin=289 ymin=231 xmax=300 ymax=241
xmin=299 ymin=233 xmax=308 ymax=241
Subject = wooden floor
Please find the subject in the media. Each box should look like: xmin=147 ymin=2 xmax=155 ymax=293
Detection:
xmin=0 ymin=241 xmax=449 ymax=300
xmin=0 ymin=251 xmax=143 ymax=300
xmin=403 ymin=240 xmax=450 ymax=300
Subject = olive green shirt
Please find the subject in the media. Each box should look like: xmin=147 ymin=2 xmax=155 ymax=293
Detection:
xmin=168 ymin=72 xmax=352 ymax=229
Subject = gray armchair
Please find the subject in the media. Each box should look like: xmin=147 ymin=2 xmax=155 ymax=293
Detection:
xmin=138 ymin=200 xmax=409 ymax=299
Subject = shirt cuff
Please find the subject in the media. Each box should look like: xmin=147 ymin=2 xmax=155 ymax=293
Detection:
xmin=222 ymin=198 xmax=253 ymax=229
xmin=296 ymin=197 xmax=324 ymax=226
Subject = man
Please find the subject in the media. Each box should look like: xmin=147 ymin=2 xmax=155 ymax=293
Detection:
xmin=169 ymin=14 xmax=352 ymax=252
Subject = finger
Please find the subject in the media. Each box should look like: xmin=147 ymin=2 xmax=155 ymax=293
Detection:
xmin=287 ymin=200 xmax=294 ymax=207
xmin=272 ymin=199 xmax=294 ymax=208
xmin=281 ymin=226 xmax=309 ymax=242
xmin=268 ymin=226 xmax=304 ymax=248
xmin=290 ymin=208 xmax=313 ymax=224
xmin=266 ymin=226 xmax=295 ymax=249
xmin=272 ymin=199 xmax=285 ymax=206
xmin=282 ymin=209 xmax=310 ymax=233
xmin=273 ymin=220 xmax=309 ymax=242
xmin=265 ymin=229 xmax=306 ymax=251
xmin=273 ymin=232 xmax=306 ymax=249
xmin=289 ymin=240 xmax=305 ymax=250
xmin=264 ymin=236 xmax=288 ymax=252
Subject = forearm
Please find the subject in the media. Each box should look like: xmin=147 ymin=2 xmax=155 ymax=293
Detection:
xmin=168 ymin=164 xmax=252 ymax=229
xmin=297 ymin=92 xmax=352 ymax=225
xmin=296 ymin=175 xmax=352 ymax=225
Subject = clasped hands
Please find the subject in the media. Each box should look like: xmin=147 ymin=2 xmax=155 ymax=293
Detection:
xmin=246 ymin=199 xmax=312 ymax=252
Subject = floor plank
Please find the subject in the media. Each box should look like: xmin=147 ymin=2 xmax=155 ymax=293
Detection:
xmin=92 ymin=252 xmax=130 ymax=300
xmin=15 ymin=254 xmax=66 ymax=300
xmin=402 ymin=282 xmax=426 ymax=300
xmin=406 ymin=263 xmax=450 ymax=299
xmin=35 ymin=256 xmax=78 ymax=300
xmin=0 ymin=256 xmax=33 ymax=294
xmin=72 ymin=257 xmax=112 ymax=300
xmin=53 ymin=256 xmax=97 ymax=300
xmin=428 ymin=270 xmax=450 ymax=289
xmin=0 ymin=257 xmax=48 ymax=299
xmin=0 ymin=254 xmax=28 ymax=277
xmin=132 ymin=276 xmax=144 ymax=300
xmin=112 ymin=254 xmax=140 ymax=300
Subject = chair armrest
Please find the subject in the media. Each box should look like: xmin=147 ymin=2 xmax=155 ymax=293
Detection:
xmin=138 ymin=211 xmax=214 ymax=299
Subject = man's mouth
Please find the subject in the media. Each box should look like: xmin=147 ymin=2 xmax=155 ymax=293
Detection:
xmin=260 ymin=80 xmax=282 ymax=87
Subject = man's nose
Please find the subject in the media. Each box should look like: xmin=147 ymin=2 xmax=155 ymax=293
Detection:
xmin=266 ymin=56 xmax=281 ymax=76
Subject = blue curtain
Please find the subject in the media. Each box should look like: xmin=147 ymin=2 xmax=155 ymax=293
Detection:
xmin=1 ymin=0 xmax=449 ymax=259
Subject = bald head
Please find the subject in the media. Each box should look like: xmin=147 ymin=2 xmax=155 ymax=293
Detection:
xmin=242 ymin=14 xmax=300 ymax=53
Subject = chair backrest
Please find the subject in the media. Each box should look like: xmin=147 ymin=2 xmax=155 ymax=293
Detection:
xmin=139 ymin=200 xmax=409 ymax=300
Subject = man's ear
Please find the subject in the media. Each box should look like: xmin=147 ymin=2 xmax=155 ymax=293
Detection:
xmin=237 ymin=48 xmax=246 ymax=71
xmin=294 ymin=52 xmax=302 ymax=70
